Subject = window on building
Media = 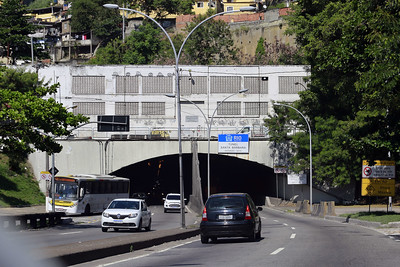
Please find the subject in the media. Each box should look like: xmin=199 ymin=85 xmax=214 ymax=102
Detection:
xmin=210 ymin=76 xmax=241 ymax=94
xmin=142 ymin=76 xmax=173 ymax=94
xmin=116 ymin=76 xmax=139 ymax=93
xmin=216 ymin=101 xmax=241 ymax=115
xmin=73 ymin=102 xmax=105 ymax=115
xmin=180 ymin=76 xmax=207 ymax=95
xmin=72 ymin=76 xmax=105 ymax=94
xmin=197 ymin=2 xmax=204 ymax=8
xmin=279 ymin=77 xmax=307 ymax=94
xmin=244 ymin=76 xmax=268 ymax=94
xmin=116 ymin=102 xmax=139 ymax=115
xmin=245 ymin=102 xmax=268 ymax=116
xmin=142 ymin=102 xmax=166 ymax=115
xmin=227 ymin=6 xmax=234 ymax=11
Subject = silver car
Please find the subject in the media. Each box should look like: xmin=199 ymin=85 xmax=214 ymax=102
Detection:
xmin=101 ymin=198 xmax=151 ymax=232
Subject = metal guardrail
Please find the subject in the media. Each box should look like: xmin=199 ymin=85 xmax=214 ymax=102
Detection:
xmin=0 ymin=213 xmax=63 ymax=230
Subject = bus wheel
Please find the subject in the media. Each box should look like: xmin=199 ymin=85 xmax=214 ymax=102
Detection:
xmin=84 ymin=205 xmax=90 ymax=215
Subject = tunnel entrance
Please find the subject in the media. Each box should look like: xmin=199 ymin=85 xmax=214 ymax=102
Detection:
xmin=111 ymin=153 xmax=275 ymax=206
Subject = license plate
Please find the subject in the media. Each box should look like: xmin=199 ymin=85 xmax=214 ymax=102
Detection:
xmin=56 ymin=208 xmax=66 ymax=212
xmin=113 ymin=219 xmax=123 ymax=223
xmin=219 ymin=214 xmax=233 ymax=220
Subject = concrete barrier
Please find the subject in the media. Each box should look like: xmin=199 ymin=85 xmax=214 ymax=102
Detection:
xmin=0 ymin=213 xmax=63 ymax=230
xmin=37 ymin=227 xmax=201 ymax=266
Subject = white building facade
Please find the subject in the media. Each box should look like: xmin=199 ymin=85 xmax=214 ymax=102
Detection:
xmin=37 ymin=65 xmax=310 ymax=139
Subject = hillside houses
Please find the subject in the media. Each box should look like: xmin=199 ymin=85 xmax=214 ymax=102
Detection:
xmin=18 ymin=1 xmax=293 ymax=64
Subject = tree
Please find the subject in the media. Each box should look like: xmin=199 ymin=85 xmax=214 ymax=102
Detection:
xmin=182 ymin=9 xmax=238 ymax=65
xmin=0 ymin=67 xmax=88 ymax=169
xmin=131 ymin=0 xmax=195 ymax=17
xmin=70 ymin=0 xmax=122 ymax=43
xmin=0 ymin=0 xmax=35 ymax=64
xmin=88 ymin=21 xmax=171 ymax=64
xmin=268 ymin=0 xmax=400 ymax=188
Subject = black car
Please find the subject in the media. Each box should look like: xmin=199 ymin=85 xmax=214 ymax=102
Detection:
xmin=200 ymin=193 xmax=262 ymax=243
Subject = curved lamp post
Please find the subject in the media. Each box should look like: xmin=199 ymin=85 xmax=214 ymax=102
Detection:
xmin=104 ymin=3 xmax=256 ymax=228
xmin=274 ymin=103 xmax=313 ymax=213
xmin=207 ymin=89 xmax=248 ymax=197
xmin=167 ymin=89 xmax=248 ymax=199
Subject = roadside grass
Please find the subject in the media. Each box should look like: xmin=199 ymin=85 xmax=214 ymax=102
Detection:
xmin=0 ymin=154 xmax=45 ymax=207
xmin=340 ymin=211 xmax=400 ymax=224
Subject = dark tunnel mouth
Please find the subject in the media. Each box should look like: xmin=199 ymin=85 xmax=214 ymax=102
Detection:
xmin=110 ymin=153 xmax=274 ymax=206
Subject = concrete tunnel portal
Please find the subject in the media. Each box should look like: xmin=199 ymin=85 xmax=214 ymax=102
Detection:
xmin=111 ymin=153 xmax=275 ymax=206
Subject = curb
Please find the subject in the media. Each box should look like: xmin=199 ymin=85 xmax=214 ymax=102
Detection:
xmin=38 ymin=227 xmax=200 ymax=266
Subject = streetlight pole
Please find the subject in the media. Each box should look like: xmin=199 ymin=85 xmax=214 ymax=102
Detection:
xmin=104 ymin=4 xmax=256 ymax=228
xmin=274 ymin=103 xmax=313 ymax=213
xmin=167 ymin=89 xmax=248 ymax=199
xmin=207 ymin=89 xmax=248 ymax=198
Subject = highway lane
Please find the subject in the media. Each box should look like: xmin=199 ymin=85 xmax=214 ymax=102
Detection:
xmin=8 ymin=205 xmax=199 ymax=249
xmin=74 ymin=207 xmax=400 ymax=267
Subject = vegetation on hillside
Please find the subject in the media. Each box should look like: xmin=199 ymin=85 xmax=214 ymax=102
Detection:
xmin=0 ymin=154 xmax=45 ymax=207
xmin=265 ymin=0 xmax=400 ymax=191
xmin=0 ymin=0 xmax=36 ymax=64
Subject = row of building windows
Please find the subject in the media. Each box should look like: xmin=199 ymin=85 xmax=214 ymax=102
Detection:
xmin=71 ymin=76 xmax=306 ymax=95
xmin=73 ymin=101 xmax=269 ymax=116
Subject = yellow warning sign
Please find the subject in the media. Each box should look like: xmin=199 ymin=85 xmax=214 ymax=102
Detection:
xmin=361 ymin=178 xmax=395 ymax=196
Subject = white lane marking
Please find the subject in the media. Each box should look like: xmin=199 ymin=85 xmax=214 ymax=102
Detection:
xmin=291 ymin=227 xmax=296 ymax=230
xmin=271 ymin=247 xmax=285 ymax=255
xmin=261 ymin=216 xmax=267 ymax=220
xmin=59 ymin=231 xmax=82 ymax=235
xmin=99 ymin=238 xmax=199 ymax=266
xmin=290 ymin=233 xmax=296 ymax=239
xmin=283 ymin=223 xmax=288 ymax=226
xmin=273 ymin=220 xmax=279 ymax=223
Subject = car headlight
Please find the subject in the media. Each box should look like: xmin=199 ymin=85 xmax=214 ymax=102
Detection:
xmin=129 ymin=213 xmax=138 ymax=218
xmin=102 ymin=212 xmax=109 ymax=218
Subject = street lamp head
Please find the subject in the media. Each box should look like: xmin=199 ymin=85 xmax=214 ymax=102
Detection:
xmin=239 ymin=88 xmax=249 ymax=93
xmin=103 ymin=4 xmax=120 ymax=9
xmin=240 ymin=6 xmax=257 ymax=12
xmin=165 ymin=94 xmax=176 ymax=98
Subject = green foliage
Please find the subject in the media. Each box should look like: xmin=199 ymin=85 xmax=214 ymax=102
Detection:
xmin=70 ymin=0 xmax=122 ymax=42
xmin=341 ymin=211 xmax=400 ymax=224
xmin=121 ymin=22 xmax=166 ymax=64
xmin=255 ymin=37 xmax=265 ymax=62
xmin=28 ymin=0 xmax=53 ymax=10
xmin=88 ymin=21 xmax=171 ymax=64
xmin=0 ymin=0 xmax=36 ymax=64
xmin=0 ymin=67 xmax=88 ymax=168
xmin=270 ymin=0 xmax=400 ymax=188
xmin=182 ymin=9 xmax=237 ymax=65
xmin=131 ymin=0 xmax=195 ymax=17
xmin=0 ymin=154 xmax=45 ymax=207
xmin=246 ymin=38 xmax=304 ymax=65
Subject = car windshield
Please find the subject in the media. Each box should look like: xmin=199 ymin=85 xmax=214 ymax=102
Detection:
xmin=167 ymin=195 xmax=180 ymax=200
xmin=109 ymin=200 xmax=139 ymax=210
xmin=207 ymin=197 xmax=245 ymax=210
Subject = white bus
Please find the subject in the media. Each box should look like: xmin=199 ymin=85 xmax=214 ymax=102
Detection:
xmin=46 ymin=174 xmax=130 ymax=214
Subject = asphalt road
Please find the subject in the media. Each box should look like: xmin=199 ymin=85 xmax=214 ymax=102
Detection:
xmin=73 ymin=207 xmax=400 ymax=267
xmin=6 ymin=205 xmax=199 ymax=249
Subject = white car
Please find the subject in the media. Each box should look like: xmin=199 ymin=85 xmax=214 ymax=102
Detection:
xmin=163 ymin=193 xmax=185 ymax=213
xmin=101 ymin=198 xmax=151 ymax=232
